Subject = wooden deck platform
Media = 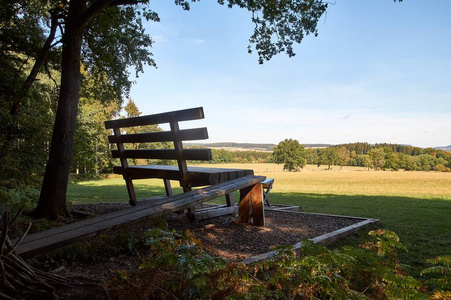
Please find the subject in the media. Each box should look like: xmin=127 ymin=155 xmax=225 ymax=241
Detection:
xmin=14 ymin=175 xmax=265 ymax=258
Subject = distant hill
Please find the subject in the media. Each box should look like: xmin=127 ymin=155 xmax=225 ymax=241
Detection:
xmin=435 ymin=145 xmax=451 ymax=151
xmin=185 ymin=142 xmax=333 ymax=151
xmin=186 ymin=142 xmax=275 ymax=151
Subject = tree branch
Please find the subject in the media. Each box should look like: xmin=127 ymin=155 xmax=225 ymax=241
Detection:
xmin=81 ymin=0 xmax=113 ymax=26
xmin=110 ymin=0 xmax=144 ymax=6
xmin=10 ymin=9 xmax=61 ymax=116
xmin=81 ymin=0 xmax=146 ymax=25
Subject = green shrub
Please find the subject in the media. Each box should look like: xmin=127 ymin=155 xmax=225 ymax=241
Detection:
xmin=104 ymin=228 xmax=450 ymax=299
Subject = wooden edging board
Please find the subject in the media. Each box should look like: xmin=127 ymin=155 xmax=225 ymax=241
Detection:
xmin=240 ymin=212 xmax=379 ymax=265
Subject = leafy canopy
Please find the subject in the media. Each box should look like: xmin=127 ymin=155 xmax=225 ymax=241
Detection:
xmin=273 ymin=138 xmax=307 ymax=171
xmin=176 ymin=0 xmax=328 ymax=63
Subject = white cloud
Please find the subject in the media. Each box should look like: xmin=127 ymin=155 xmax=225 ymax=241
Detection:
xmin=182 ymin=38 xmax=206 ymax=44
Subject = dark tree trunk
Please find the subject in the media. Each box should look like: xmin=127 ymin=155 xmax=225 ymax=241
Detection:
xmin=33 ymin=0 xmax=87 ymax=219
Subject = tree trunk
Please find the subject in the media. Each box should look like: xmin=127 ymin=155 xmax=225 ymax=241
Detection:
xmin=33 ymin=1 xmax=87 ymax=219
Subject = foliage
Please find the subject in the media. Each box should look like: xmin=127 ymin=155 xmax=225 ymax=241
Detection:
xmin=318 ymin=146 xmax=339 ymax=170
xmin=104 ymin=227 xmax=449 ymax=299
xmin=421 ymin=255 xmax=451 ymax=298
xmin=273 ymin=138 xmax=307 ymax=171
xmin=208 ymin=149 xmax=271 ymax=164
xmin=176 ymin=0 xmax=328 ymax=64
xmin=308 ymin=142 xmax=451 ymax=171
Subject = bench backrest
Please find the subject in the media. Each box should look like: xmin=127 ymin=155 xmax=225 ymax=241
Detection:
xmin=104 ymin=107 xmax=212 ymax=191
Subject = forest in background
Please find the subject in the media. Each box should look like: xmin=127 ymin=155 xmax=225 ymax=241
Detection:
xmin=2 ymin=83 xmax=450 ymax=187
xmin=209 ymin=142 xmax=451 ymax=172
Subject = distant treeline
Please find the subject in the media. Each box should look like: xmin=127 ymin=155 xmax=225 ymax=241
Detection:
xmin=187 ymin=142 xmax=335 ymax=151
xmin=305 ymin=142 xmax=451 ymax=171
xmin=208 ymin=149 xmax=272 ymax=164
xmin=186 ymin=142 xmax=275 ymax=151
xmin=199 ymin=142 xmax=451 ymax=172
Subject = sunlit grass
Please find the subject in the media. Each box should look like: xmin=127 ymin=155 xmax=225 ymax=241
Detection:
xmin=199 ymin=163 xmax=451 ymax=199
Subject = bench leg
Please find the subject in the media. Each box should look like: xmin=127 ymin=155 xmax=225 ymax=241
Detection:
xmin=238 ymin=184 xmax=265 ymax=226
xmin=225 ymin=193 xmax=234 ymax=206
xmin=263 ymin=183 xmax=273 ymax=207
xmin=164 ymin=179 xmax=173 ymax=196
xmin=125 ymin=178 xmax=137 ymax=206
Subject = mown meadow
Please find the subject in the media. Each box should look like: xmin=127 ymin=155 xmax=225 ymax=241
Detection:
xmin=67 ymin=163 xmax=451 ymax=275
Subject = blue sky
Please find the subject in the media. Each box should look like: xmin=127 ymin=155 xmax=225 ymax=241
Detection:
xmin=129 ymin=0 xmax=451 ymax=148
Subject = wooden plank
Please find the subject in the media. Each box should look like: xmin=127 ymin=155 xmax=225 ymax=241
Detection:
xmin=105 ymin=107 xmax=205 ymax=129
xmin=15 ymin=175 xmax=265 ymax=258
xmin=238 ymin=186 xmax=252 ymax=224
xmin=241 ymin=217 xmax=379 ymax=265
xmin=309 ymin=218 xmax=380 ymax=246
xmin=170 ymin=119 xmax=190 ymax=192
xmin=194 ymin=206 xmax=237 ymax=220
xmin=163 ymin=179 xmax=173 ymax=196
xmin=113 ymin=127 xmax=137 ymax=205
xmin=108 ymin=128 xmax=209 ymax=144
xmin=111 ymin=149 xmax=212 ymax=161
xmin=225 ymin=193 xmax=234 ymax=206
xmin=251 ymin=184 xmax=265 ymax=226
xmin=262 ymin=178 xmax=274 ymax=207
xmin=238 ymin=184 xmax=264 ymax=226
xmin=114 ymin=165 xmax=255 ymax=187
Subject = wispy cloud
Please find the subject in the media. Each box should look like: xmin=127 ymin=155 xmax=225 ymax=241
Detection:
xmin=182 ymin=38 xmax=206 ymax=44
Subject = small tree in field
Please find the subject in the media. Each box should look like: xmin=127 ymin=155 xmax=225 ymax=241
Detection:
xmin=273 ymin=139 xmax=306 ymax=171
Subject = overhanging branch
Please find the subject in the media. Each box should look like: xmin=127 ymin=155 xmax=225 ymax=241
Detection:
xmin=81 ymin=0 xmax=146 ymax=25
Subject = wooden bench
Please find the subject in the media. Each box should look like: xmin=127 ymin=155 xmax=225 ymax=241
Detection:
xmin=14 ymin=175 xmax=266 ymax=258
xmin=104 ymin=107 xmax=261 ymax=219
xmin=262 ymin=178 xmax=274 ymax=206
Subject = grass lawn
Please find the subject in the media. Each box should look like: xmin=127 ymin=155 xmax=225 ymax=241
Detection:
xmin=67 ymin=164 xmax=451 ymax=274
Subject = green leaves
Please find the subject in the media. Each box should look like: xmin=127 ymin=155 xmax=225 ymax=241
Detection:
xmin=175 ymin=0 xmax=327 ymax=63
xmin=273 ymin=138 xmax=307 ymax=171
xmin=83 ymin=4 xmax=158 ymax=103
xmin=246 ymin=0 xmax=328 ymax=63
xmin=104 ymin=227 xmax=451 ymax=298
xmin=422 ymin=255 xmax=451 ymax=293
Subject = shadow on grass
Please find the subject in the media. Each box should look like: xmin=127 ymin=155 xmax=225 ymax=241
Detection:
xmin=271 ymin=192 xmax=451 ymax=273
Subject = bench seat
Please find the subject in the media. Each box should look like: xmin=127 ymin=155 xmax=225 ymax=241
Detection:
xmin=114 ymin=165 xmax=254 ymax=187
xmin=14 ymin=175 xmax=266 ymax=258
xmin=105 ymin=107 xmax=265 ymax=223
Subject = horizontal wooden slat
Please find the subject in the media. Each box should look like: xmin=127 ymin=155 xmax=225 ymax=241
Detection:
xmin=105 ymin=107 xmax=205 ymax=129
xmin=113 ymin=165 xmax=254 ymax=187
xmin=14 ymin=175 xmax=266 ymax=258
xmin=111 ymin=148 xmax=212 ymax=161
xmin=108 ymin=128 xmax=209 ymax=144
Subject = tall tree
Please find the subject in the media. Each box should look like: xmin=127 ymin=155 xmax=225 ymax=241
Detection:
xmin=4 ymin=0 xmax=330 ymax=219
xmin=0 ymin=1 xmax=58 ymax=184
xmin=32 ymin=1 xmax=158 ymax=219
xmin=124 ymin=99 xmax=141 ymax=118
xmin=318 ymin=147 xmax=339 ymax=170
xmin=273 ymin=139 xmax=307 ymax=171
xmin=369 ymin=148 xmax=386 ymax=171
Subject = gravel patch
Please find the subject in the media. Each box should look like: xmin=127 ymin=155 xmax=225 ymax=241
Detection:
xmin=71 ymin=203 xmax=361 ymax=261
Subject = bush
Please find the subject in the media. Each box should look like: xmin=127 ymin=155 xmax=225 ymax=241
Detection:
xmin=105 ymin=228 xmax=450 ymax=299
xmin=434 ymin=164 xmax=450 ymax=172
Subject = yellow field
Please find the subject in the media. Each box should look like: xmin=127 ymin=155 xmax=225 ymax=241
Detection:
xmin=195 ymin=163 xmax=451 ymax=199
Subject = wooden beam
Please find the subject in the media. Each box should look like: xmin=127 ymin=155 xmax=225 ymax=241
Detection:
xmin=238 ymin=183 xmax=264 ymax=226
xmin=111 ymin=149 xmax=212 ymax=161
xmin=108 ymin=128 xmax=209 ymax=143
xmin=194 ymin=206 xmax=237 ymax=220
xmin=14 ymin=175 xmax=265 ymax=258
xmin=105 ymin=107 xmax=205 ymax=129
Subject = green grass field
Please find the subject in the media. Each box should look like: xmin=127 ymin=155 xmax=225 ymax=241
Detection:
xmin=67 ymin=163 xmax=451 ymax=274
